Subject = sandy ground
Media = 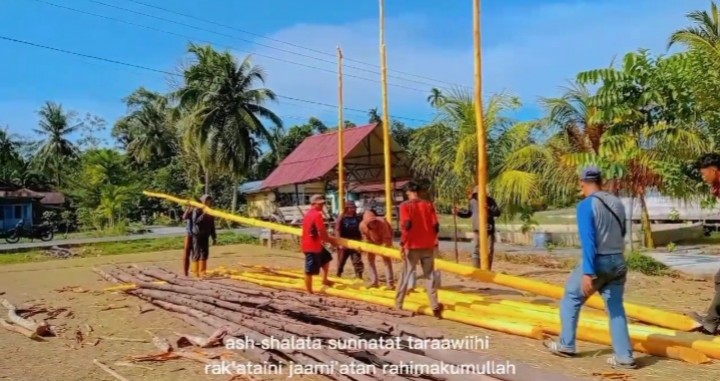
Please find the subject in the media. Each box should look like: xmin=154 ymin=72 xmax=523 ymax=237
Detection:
xmin=0 ymin=244 xmax=719 ymax=381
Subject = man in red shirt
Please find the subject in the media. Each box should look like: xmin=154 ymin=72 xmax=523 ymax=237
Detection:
xmin=691 ymin=153 xmax=720 ymax=335
xmin=301 ymin=194 xmax=337 ymax=294
xmin=394 ymin=181 xmax=443 ymax=317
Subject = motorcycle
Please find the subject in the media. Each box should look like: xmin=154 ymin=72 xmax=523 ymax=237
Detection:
xmin=4 ymin=220 xmax=54 ymax=244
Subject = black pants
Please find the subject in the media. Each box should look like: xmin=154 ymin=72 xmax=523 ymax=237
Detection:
xmin=337 ymin=249 xmax=364 ymax=278
xmin=703 ymin=269 xmax=720 ymax=333
xmin=191 ymin=235 xmax=210 ymax=261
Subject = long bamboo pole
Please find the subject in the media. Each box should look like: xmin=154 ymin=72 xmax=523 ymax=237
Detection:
xmin=473 ymin=0 xmax=490 ymax=270
xmin=379 ymin=0 xmax=393 ymax=225
xmin=337 ymin=46 xmax=345 ymax=213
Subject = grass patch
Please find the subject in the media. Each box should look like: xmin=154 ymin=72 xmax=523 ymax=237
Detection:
xmin=494 ymin=252 xmax=578 ymax=269
xmin=0 ymin=232 xmax=256 ymax=266
xmin=626 ymin=251 xmax=673 ymax=276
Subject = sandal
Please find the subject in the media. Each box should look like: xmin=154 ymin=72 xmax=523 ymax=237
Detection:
xmin=543 ymin=339 xmax=575 ymax=358
xmin=607 ymin=356 xmax=637 ymax=369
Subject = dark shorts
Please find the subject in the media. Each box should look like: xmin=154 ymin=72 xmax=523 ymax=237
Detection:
xmin=191 ymin=235 xmax=210 ymax=261
xmin=304 ymin=248 xmax=333 ymax=275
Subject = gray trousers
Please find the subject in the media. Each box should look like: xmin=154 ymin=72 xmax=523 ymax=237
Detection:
xmin=367 ymin=253 xmax=394 ymax=287
xmin=702 ymin=269 xmax=720 ymax=333
xmin=395 ymin=249 xmax=440 ymax=311
xmin=471 ymin=231 xmax=495 ymax=268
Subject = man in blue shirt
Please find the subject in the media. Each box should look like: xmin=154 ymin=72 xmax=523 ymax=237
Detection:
xmin=544 ymin=166 xmax=636 ymax=370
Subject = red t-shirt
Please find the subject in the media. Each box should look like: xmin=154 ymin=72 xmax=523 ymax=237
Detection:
xmin=301 ymin=208 xmax=327 ymax=253
xmin=713 ymin=182 xmax=720 ymax=198
xmin=399 ymin=199 xmax=439 ymax=250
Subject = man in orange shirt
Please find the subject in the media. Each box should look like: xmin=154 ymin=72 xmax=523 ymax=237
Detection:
xmin=395 ymin=181 xmax=443 ymax=317
xmin=301 ymin=194 xmax=337 ymax=294
xmin=360 ymin=209 xmax=395 ymax=288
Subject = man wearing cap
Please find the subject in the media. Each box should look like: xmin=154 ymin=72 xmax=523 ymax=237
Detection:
xmin=690 ymin=153 xmax=720 ymax=335
xmin=395 ymin=180 xmax=443 ymax=318
xmin=301 ymin=194 xmax=337 ymax=294
xmin=335 ymin=201 xmax=364 ymax=279
xmin=189 ymin=195 xmax=217 ymax=278
xmin=454 ymin=186 xmax=501 ymax=269
xmin=544 ymin=167 xmax=636 ymax=369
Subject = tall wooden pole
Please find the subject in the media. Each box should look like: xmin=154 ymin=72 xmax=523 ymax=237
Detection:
xmin=379 ymin=0 xmax=393 ymax=224
xmin=473 ymin=0 xmax=490 ymax=270
xmin=337 ymin=46 xmax=345 ymax=214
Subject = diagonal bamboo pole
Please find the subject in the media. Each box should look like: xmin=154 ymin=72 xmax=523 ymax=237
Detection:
xmin=473 ymin=0 xmax=490 ymax=270
xmin=337 ymin=46 xmax=345 ymax=214
xmin=379 ymin=0 xmax=393 ymax=225
xmin=141 ymin=190 xmax=700 ymax=332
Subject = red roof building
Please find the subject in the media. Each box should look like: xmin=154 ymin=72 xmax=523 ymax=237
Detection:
xmin=261 ymin=123 xmax=411 ymax=190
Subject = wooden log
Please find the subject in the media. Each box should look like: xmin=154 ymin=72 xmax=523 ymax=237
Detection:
xmin=171 ymin=312 xmax=279 ymax=364
xmin=0 ymin=319 xmax=42 ymax=340
xmin=175 ymin=327 xmax=227 ymax=348
xmin=1 ymin=299 xmax=51 ymax=336
xmin=93 ymin=267 xmax=121 ymax=283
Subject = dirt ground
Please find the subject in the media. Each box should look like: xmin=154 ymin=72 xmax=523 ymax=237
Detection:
xmin=0 ymin=244 xmax=719 ymax=381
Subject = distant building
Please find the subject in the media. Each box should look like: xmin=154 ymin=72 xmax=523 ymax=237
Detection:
xmin=240 ymin=123 xmax=411 ymax=218
xmin=0 ymin=185 xmax=66 ymax=232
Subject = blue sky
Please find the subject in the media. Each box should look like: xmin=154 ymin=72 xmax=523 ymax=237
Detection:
xmin=0 ymin=0 xmax=709 ymax=144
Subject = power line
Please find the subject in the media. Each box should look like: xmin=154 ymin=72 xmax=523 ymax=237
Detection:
xmin=30 ymin=0 xmax=429 ymax=94
xmin=0 ymin=35 xmax=432 ymax=124
xmin=84 ymin=0 xmax=470 ymax=92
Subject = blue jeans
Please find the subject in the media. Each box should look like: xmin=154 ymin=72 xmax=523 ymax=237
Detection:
xmin=559 ymin=254 xmax=634 ymax=363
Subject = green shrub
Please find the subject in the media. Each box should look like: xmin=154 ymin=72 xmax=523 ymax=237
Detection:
xmin=626 ymin=251 xmax=670 ymax=276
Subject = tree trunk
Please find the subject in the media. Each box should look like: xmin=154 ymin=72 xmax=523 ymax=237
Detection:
xmin=204 ymin=169 xmax=210 ymax=195
xmin=231 ymin=177 xmax=239 ymax=213
xmin=638 ymin=191 xmax=654 ymax=248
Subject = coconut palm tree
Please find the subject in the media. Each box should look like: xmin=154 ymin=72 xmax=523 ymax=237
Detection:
xmin=115 ymin=89 xmax=176 ymax=166
xmin=175 ymin=43 xmax=282 ymax=196
xmin=427 ymin=87 xmax=446 ymax=108
xmin=410 ymin=90 xmax=553 ymax=213
xmin=668 ymin=1 xmax=720 ymax=60
xmin=33 ymin=102 xmax=81 ymax=187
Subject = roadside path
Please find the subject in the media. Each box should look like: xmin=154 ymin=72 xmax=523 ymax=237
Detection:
xmin=2 ymin=226 xmax=718 ymax=276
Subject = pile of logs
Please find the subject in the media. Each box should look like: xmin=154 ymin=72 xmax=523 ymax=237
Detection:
xmin=96 ymin=265 xmax=585 ymax=381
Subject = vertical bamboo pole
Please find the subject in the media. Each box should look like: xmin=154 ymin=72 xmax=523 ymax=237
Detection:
xmin=453 ymin=198 xmax=459 ymax=263
xmin=473 ymin=0 xmax=490 ymax=270
xmin=379 ymin=0 xmax=393 ymax=225
xmin=337 ymin=46 xmax=345 ymax=214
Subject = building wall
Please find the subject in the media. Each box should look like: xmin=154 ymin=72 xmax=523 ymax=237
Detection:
xmin=246 ymin=192 xmax=276 ymax=219
xmin=0 ymin=202 xmax=33 ymax=232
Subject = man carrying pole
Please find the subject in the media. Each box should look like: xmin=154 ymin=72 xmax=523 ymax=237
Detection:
xmin=395 ymin=181 xmax=443 ymax=318
xmin=454 ymin=186 xmax=501 ymax=268
xmin=302 ymin=194 xmax=337 ymax=294
xmin=544 ymin=167 xmax=636 ymax=369
xmin=690 ymin=153 xmax=720 ymax=335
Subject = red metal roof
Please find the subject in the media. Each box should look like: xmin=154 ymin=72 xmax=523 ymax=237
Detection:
xmin=262 ymin=123 xmax=378 ymax=189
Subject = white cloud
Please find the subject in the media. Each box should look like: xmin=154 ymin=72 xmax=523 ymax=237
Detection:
xmin=246 ymin=0 xmax=708 ymax=125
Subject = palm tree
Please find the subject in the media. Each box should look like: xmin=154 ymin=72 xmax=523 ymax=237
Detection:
xmin=175 ymin=43 xmax=282 ymax=197
xmin=427 ymin=87 xmax=446 ymax=108
xmin=668 ymin=1 xmax=720 ymax=59
xmin=410 ymin=90 xmax=548 ymax=214
xmin=115 ymin=89 xmax=176 ymax=166
xmin=576 ymin=50 xmax=709 ymax=247
xmin=0 ymin=128 xmax=21 ymax=183
xmin=33 ymin=102 xmax=81 ymax=187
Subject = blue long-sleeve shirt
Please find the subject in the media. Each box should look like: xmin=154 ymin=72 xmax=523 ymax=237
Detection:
xmin=576 ymin=191 xmax=626 ymax=276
